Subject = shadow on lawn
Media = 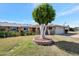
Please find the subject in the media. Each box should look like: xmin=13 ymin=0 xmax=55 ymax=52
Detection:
xmin=55 ymin=41 xmax=79 ymax=54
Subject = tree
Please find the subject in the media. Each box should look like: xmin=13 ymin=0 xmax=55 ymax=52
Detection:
xmin=32 ymin=3 xmax=56 ymax=39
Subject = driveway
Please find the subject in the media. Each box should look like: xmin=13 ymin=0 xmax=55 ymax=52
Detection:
xmin=70 ymin=34 xmax=79 ymax=38
xmin=62 ymin=31 xmax=79 ymax=38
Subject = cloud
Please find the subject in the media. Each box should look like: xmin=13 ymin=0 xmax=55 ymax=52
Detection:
xmin=56 ymin=5 xmax=79 ymax=17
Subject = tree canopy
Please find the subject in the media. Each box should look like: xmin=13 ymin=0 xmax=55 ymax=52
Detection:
xmin=32 ymin=3 xmax=56 ymax=25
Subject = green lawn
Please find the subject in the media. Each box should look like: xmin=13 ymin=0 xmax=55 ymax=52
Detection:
xmin=0 ymin=34 xmax=79 ymax=56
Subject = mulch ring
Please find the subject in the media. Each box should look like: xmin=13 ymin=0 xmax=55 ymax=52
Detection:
xmin=33 ymin=36 xmax=55 ymax=46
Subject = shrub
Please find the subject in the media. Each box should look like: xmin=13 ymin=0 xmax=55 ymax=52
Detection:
xmin=0 ymin=31 xmax=36 ymax=38
xmin=20 ymin=31 xmax=25 ymax=36
xmin=0 ymin=31 xmax=20 ymax=38
xmin=65 ymin=30 xmax=68 ymax=34
xmin=9 ymin=31 xmax=20 ymax=37
xmin=0 ymin=31 xmax=6 ymax=38
xmin=25 ymin=32 xmax=36 ymax=35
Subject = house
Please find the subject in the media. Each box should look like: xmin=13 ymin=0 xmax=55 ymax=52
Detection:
xmin=0 ymin=22 xmax=29 ymax=32
xmin=28 ymin=24 xmax=66 ymax=35
xmin=0 ymin=22 xmax=66 ymax=35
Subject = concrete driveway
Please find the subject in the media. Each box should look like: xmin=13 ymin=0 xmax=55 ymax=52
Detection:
xmin=70 ymin=34 xmax=79 ymax=38
xmin=62 ymin=31 xmax=79 ymax=38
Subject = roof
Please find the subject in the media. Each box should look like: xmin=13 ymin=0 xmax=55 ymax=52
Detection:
xmin=54 ymin=25 xmax=65 ymax=27
xmin=28 ymin=24 xmax=64 ymax=28
xmin=0 ymin=22 xmax=29 ymax=27
xmin=0 ymin=22 xmax=65 ymax=28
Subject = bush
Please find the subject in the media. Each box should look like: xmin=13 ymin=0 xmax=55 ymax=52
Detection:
xmin=0 ymin=31 xmax=36 ymax=38
xmin=0 ymin=31 xmax=6 ymax=38
xmin=7 ymin=31 xmax=20 ymax=37
xmin=25 ymin=32 xmax=36 ymax=35
xmin=20 ymin=31 xmax=25 ymax=36
xmin=65 ymin=30 xmax=68 ymax=34
xmin=69 ymin=28 xmax=75 ymax=31
xmin=0 ymin=31 xmax=20 ymax=38
xmin=19 ymin=31 xmax=36 ymax=36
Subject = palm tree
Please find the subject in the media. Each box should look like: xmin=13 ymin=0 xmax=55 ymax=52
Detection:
xmin=32 ymin=3 xmax=56 ymax=39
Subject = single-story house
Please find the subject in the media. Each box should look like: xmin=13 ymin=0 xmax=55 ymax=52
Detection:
xmin=0 ymin=22 xmax=68 ymax=35
xmin=28 ymin=24 xmax=66 ymax=35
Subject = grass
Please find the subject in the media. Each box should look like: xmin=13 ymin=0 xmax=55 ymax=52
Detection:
xmin=0 ymin=34 xmax=79 ymax=56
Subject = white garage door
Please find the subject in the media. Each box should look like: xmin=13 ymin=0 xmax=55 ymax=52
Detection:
xmin=55 ymin=27 xmax=65 ymax=34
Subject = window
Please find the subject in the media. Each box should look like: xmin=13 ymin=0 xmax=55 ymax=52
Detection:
xmin=49 ymin=27 xmax=52 ymax=29
xmin=24 ymin=27 xmax=28 ymax=30
xmin=11 ymin=27 xmax=17 ymax=31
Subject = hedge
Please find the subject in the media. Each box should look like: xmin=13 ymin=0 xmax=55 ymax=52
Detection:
xmin=0 ymin=31 xmax=36 ymax=38
xmin=0 ymin=31 xmax=20 ymax=38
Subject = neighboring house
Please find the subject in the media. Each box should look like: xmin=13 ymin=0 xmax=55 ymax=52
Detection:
xmin=0 ymin=22 xmax=66 ymax=35
xmin=74 ymin=27 xmax=79 ymax=31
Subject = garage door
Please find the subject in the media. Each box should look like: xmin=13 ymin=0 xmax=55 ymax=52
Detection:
xmin=55 ymin=27 xmax=65 ymax=34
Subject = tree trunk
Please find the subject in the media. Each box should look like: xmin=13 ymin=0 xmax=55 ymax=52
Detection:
xmin=40 ymin=24 xmax=46 ymax=39
xmin=44 ymin=25 xmax=47 ymax=36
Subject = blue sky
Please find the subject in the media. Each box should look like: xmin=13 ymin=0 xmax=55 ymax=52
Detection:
xmin=0 ymin=3 xmax=79 ymax=27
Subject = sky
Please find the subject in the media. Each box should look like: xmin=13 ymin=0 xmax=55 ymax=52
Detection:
xmin=0 ymin=3 xmax=79 ymax=27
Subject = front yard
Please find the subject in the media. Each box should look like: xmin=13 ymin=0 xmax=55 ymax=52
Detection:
xmin=0 ymin=34 xmax=79 ymax=56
